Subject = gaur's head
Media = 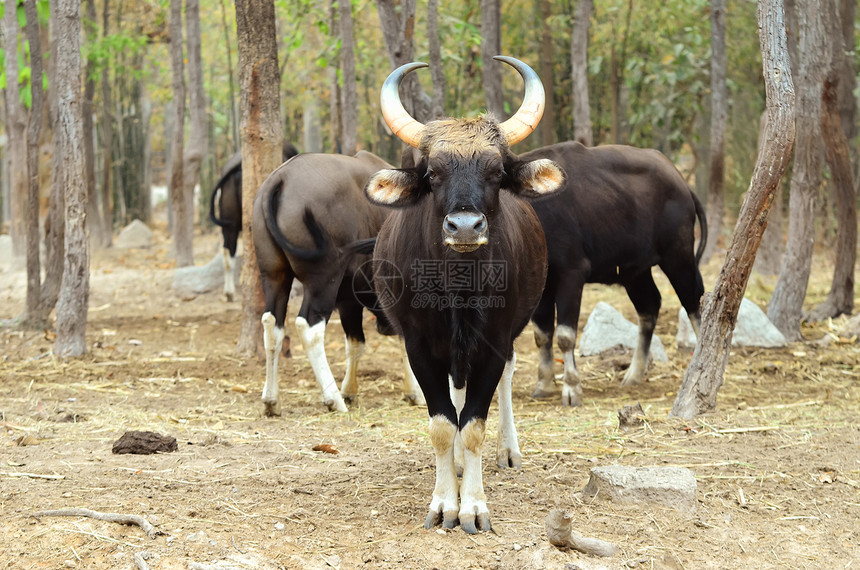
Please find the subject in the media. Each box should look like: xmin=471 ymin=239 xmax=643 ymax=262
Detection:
xmin=365 ymin=57 xmax=565 ymax=253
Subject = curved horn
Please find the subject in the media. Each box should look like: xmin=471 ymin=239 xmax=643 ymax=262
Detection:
xmin=493 ymin=56 xmax=546 ymax=145
xmin=380 ymin=62 xmax=429 ymax=148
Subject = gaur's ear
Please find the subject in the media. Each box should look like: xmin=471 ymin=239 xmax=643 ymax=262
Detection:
xmin=509 ymin=159 xmax=565 ymax=199
xmin=365 ymin=169 xmax=426 ymax=207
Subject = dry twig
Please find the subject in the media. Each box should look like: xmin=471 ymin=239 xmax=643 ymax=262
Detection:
xmin=30 ymin=508 xmax=159 ymax=539
xmin=546 ymin=509 xmax=619 ymax=557
xmin=133 ymin=551 xmax=151 ymax=570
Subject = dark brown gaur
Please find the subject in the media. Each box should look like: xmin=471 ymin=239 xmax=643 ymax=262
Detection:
xmin=365 ymin=56 xmax=564 ymax=534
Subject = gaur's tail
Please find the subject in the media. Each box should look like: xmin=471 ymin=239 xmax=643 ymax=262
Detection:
xmin=691 ymin=190 xmax=708 ymax=266
xmin=208 ymin=164 xmax=242 ymax=227
xmin=345 ymin=238 xmax=377 ymax=256
xmin=263 ymin=180 xmax=330 ymax=261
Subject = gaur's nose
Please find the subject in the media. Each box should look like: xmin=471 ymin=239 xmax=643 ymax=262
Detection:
xmin=443 ymin=212 xmax=488 ymax=242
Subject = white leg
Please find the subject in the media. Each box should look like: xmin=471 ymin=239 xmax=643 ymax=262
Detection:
xmin=295 ymin=316 xmax=348 ymax=413
xmin=532 ymin=325 xmax=555 ymax=397
xmin=622 ymin=314 xmax=655 ymax=386
xmin=558 ymin=325 xmax=583 ymax=407
xmin=458 ymin=418 xmax=491 ymax=534
xmin=400 ymin=342 xmax=426 ymax=406
xmin=450 ymin=376 xmax=465 ymax=476
xmin=261 ymin=312 xmax=285 ymax=416
xmin=339 ymin=336 xmax=365 ymax=403
xmin=496 ymin=354 xmax=522 ymax=469
xmin=222 ymin=249 xmax=236 ymax=302
xmin=425 ymin=415 xmax=459 ymax=529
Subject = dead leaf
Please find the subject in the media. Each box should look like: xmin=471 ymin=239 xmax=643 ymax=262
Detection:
xmin=818 ymin=469 xmax=837 ymax=484
xmin=15 ymin=435 xmax=40 ymax=446
xmin=231 ymin=385 xmax=248 ymax=393
xmin=313 ymin=443 xmax=339 ymax=455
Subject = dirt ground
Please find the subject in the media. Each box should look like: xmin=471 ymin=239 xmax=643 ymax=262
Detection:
xmin=1 ymin=227 xmax=858 ymax=570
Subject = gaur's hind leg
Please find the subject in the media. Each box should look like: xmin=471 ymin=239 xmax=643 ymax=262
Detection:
xmin=296 ymin=284 xmax=348 ymax=413
xmin=222 ymin=226 xmax=240 ymax=302
xmin=496 ymin=353 xmax=522 ymax=469
xmin=260 ymin=268 xmax=293 ymax=417
xmin=400 ymin=343 xmax=426 ymax=406
xmin=337 ymin=298 xmax=366 ymax=405
xmin=554 ymin=273 xmax=586 ymax=406
xmin=660 ymin=256 xmax=705 ymax=337
xmin=622 ymin=270 xmax=662 ymax=386
xmin=531 ymin=288 xmax=556 ymax=398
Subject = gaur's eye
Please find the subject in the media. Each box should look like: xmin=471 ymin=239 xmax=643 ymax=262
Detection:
xmin=426 ymin=169 xmax=437 ymax=181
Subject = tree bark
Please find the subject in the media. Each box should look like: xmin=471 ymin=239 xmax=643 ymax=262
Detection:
xmin=480 ymin=0 xmax=504 ymax=118
xmin=427 ymin=0 xmax=445 ymax=119
xmin=537 ymin=0 xmax=554 ymax=147
xmin=3 ymin=0 xmax=27 ymax=258
xmin=571 ymin=0 xmax=593 ymax=146
xmin=807 ymin=0 xmax=855 ymax=320
xmin=670 ymin=0 xmax=795 ymax=420
xmin=181 ymin=0 xmax=207 ymax=266
xmin=168 ymin=0 xmax=191 ymax=267
xmin=836 ymin=0 xmax=856 ymax=142
xmin=754 ymin=111 xmax=784 ymax=276
xmin=235 ymin=0 xmax=283 ymax=356
xmin=702 ymin=0 xmax=727 ymax=263
xmin=23 ymin=0 xmax=44 ymax=328
xmin=339 ymin=0 xmax=357 ymax=155
xmin=767 ymin=0 xmax=827 ymax=341
xmin=54 ymin=0 xmax=90 ymax=358
xmin=376 ymin=0 xmax=430 ymax=122
xmin=610 ymin=0 xmax=634 ymax=144
xmin=328 ymin=0 xmax=342 ymax=153
xmin=219 ymin=0 xmax=240 ymax=153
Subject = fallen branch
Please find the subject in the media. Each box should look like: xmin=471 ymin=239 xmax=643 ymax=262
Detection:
xmin=30 ymin=508 xmax=159 ymax=539
xmin=134 ymin=551 xmax=151 ymax=570
xmin=2 ymin=471 xmax=65 ymax=480
xmin=546 ymin=509 xmax=619 ymax=557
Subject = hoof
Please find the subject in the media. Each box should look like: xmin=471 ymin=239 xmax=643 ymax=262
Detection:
xmin=263 ymin=401 xmax=280 ymax=417
xmin=497 ymin=449 xmax=523 ymax=469
xmin=621 ymin=372 xmax=645 ymax=387
xmin=459 ymin=512 xmax=492 ymax=534
xmin=425 ymin=509 xmax=458 ymax=530
xmin=561 ymin=384 xmax=583 ymax=407
xmin=531 ymin=386 xmax=555 ymax=399
xmin=224 ymin=292 xmax=234 ymax=303
xmin=342 ymin=393 xmax=357 ymax=405
xmin=403 ymin=393 xmax=426 ymax=407
xmin=324 ymin=397 xmax=349 ymax=413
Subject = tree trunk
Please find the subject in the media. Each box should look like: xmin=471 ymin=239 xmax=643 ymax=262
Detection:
xmin=181 ymin=0 xmax=207 ymax=266
xmin=54 ymin=0 xmax=90 ymax=358
xmin=219 ymin=0 xmax=240 ymax=153
xmin=571 ymin=0 xmax=593 ymax=146
xmin=754 ymin=111 xmax=784 ymax=276
xmin=767 ymin=0 xmax=827 ymax=341
xmin=168 ymin=0 xmax=191 ymax=267
xmin=670 ymin=0 xmax=796 ymax=420
xmin=82 ymin=0 xmax=105 ymax=249
xmin=807 ymin=0 xmax=855 ymax=321
xmin=836 ymin=0 xmax=856 ymax=142
xmin=38 ymin=0 xmax=66 ymax=324
xmin=99 ymin=0 xmax=113 ymax=243
xmin=427 ymin=0 xmax=446 ymax=119
xmin=377 ymin=0 xmax=430 ymax=122
xmin=3 ymin=0 xmax=27 ymax=258
xmin=235 ymin=0 xmax=283 ymax=356
xmin=536 ymin=0 xmax=555 ymax=146
xmin=702 ymin=0 xmax=727 ymax=263
xmin=328 ymin=0 xmax=342 ymax=153
xmin=339 ymin=0 xmax=357 ymax=156
xmin=23 ymin=0 xmax=44 ymax=328
xmin=480 ymin=0 xmax=504 ymax=118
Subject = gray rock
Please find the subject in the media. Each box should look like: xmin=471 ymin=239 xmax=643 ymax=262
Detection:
xmin=677 ymin=297 xmax=787 ymax=348
xmin=115 ymin=219 xmax=153 ymax=249
xmin=582 ymin=465 xmax=698 ymax=513
xmin=578 ymin=302 xmax=667 ymax=362
xmin=172 ymin=252 xmax=242 ymax=298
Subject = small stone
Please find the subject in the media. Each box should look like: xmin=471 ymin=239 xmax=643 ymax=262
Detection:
xmin=274 ymin=522 xmax=285 ymax=531
xmin=63 ymin=561 xmax=76 ymax=568
xmin=513 ymin=543 xmax=522 ymax=552
xmin=62 ymin=492 xmax=72 ymax=498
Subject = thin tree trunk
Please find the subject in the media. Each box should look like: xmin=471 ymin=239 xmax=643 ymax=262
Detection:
xmin=808 ymin=0 xmax=855 ymax=320
xmin=767 ymin=0 xmax=827 ymax=341
xmin=481 ymin=0 xmax=503 ymax=117
xmin=339 ymin=0 xmax=357 ymax=156
xmin=235 ymin=0 xmax=283 ymax=356
xmin=329 ymin=0 xmax=342 ymax=153
xmin=219 ymin=0 xmax=239 ymax=153
xmin=23 ymin=0 xmax=44 ymax=328
xmin=168 ymin=0 xmax=190 ymax=266
xmin=670 ymin=0 xmax=795 ymax=420
xmin=702 ymin=0 xmax=727 ymax=263
xmin=82 ymin=0 xmax=104 ymax=248
xmin=610 ymin=0 xmax=634 ymax=144
xmin=3 ymin=0 xmax=27 ymax=258
xmin=54 ymin=0 xmax=90 ymax=358
xmin=99 ymin=0 xmax=113 ymax=243
xmin=836 ymin=0 xmax=856 ymax=142
xmin=427 ymin=0 xmax=445 ymax=119
xmin=538 ymin=0 xmax=554 ymax=147
xmin=754 ymin=113 xmax=785 ymax=276
xmin=181 ymin=0 xmax=207 ymax=266
xmin=571 ymin=0 xmax=593 ymax=146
